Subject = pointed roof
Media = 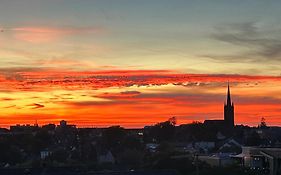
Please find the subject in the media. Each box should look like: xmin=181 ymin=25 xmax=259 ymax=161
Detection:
xmin=226 ymin=82 xmax=232 ymax=106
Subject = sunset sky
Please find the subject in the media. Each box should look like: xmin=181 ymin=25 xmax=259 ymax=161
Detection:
xmin=1 ymin=0 xmax=281 ymax=127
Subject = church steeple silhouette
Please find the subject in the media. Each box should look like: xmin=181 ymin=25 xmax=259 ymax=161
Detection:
xmin=227 ymin=82 xmax=231 ymax=106
xmin=224 ymin=82 xmax=234 ymax=128
xmin=203 ymin=82 xmax=235 ymax=132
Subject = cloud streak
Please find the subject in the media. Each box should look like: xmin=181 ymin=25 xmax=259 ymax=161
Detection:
xmin=0 ymin=68 xmax=281 ymax=92
xmin=204 ymin=22 xmax=281 ymax=63
xmin=2 ymin=26 xmax=104 ymax=43
xmin=27 ymin=103 xmax=45 ymax=109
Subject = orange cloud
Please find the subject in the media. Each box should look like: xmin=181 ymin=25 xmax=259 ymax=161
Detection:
xmin=0 ymin=68 xmax=281 ymax=92
xmin=0 ymin=69 xmax=281 ymax=128
xmin=27 ymin=103 xmax=45 ymax=109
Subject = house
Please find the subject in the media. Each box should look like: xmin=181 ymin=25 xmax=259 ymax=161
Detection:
xmin=145 ymin=143 xmax=159 ymax=153
xmin=197 ymin=154 xmax=234 ymax=167
xmin=40 ymin=150 xmax=51 ymax=160
xmin=216 ymin=132 xmax=226 ymax=140
xmin=218 ymin=138 xmax=242 ymax=154
xmin=97 ymin=150 xmax=115 ymax=165
xmin=171 ymin=142 xmax=196 ymax=154
xmin=233 ymin=147 xmax=281 ymax=175
xmin=194 ymin=141 xmax=215 ymax=153
xmin=260 ymin=150 xmax=281 ymax=175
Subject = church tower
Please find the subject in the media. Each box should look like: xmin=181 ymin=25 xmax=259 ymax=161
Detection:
xmin=224 ymin=83 xmax=234 ymax=128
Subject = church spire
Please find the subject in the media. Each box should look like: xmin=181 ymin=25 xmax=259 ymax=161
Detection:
xmin=226 ymin=82 xmax=231 ymax=106
xmin=224 ymin=81 xmax=235 ymax=129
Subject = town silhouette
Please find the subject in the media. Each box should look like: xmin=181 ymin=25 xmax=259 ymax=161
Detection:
xmin=0 ymin=84 xmax=280 ymax=175
xmin=1 ymin=1 xmax=281 ymax=175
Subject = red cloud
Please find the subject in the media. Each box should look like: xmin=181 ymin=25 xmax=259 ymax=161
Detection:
xmin=0 ymin=69 xmax=281 ymax=92
xmin=1 ymin=69 xmax=281 ymax=128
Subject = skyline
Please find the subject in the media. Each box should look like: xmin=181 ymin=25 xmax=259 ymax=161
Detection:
xmin=1 ymin=0 xmax=281 ymax=127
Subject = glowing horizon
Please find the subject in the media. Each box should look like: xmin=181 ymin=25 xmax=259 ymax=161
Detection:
xmin=1 ymin=68 xmax=281 ymax=128
xmin=1 ymin=1 xmax=281 ymax=128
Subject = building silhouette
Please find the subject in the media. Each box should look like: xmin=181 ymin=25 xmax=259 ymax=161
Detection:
xmin=204 ymin=83 xmax=235 ymax=130
xmin=224 ymin=83 xmax=234 ymax=128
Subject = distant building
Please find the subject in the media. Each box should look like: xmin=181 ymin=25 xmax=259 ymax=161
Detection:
xmin=233 ymin=147 xmax=281 ymax=175
xmin=146 ymin=143 xmax=159 ymax=153
xmin=57 ymin=120 xmax=76 ymax=129
xmin=97 ymin=150 xmax=115 ymax=165
xmin=60 ymin=120 xmax=67 ymax=127
xmin=10 ymin=124 xmax=39 ymax=133
xmin=42 ymin=123 xmax=56 ymax=130
xmin=194 ymin=141 xmax=215 ymax=153
xmin=198 ymin=154 xmax=234 ymax=167
xmin=218 ymin=138 xmax=242 ymax=154
xmin=40 ymin=150 xmax=51 ymax=160
xmin=204 ymin=83 xmax=235 ymax=130
xmin=0 ymin=128 xmax=9 ymax=135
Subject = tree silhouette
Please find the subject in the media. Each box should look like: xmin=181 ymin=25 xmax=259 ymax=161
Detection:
xmin=258 ymin=117 xmax=268 ymax=129
xmin=149 ymin=117 xmax=176 ymax=142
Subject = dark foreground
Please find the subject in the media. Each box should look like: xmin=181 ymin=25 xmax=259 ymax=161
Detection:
xmin=0 ymin=168 xmax=179 ymax=175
